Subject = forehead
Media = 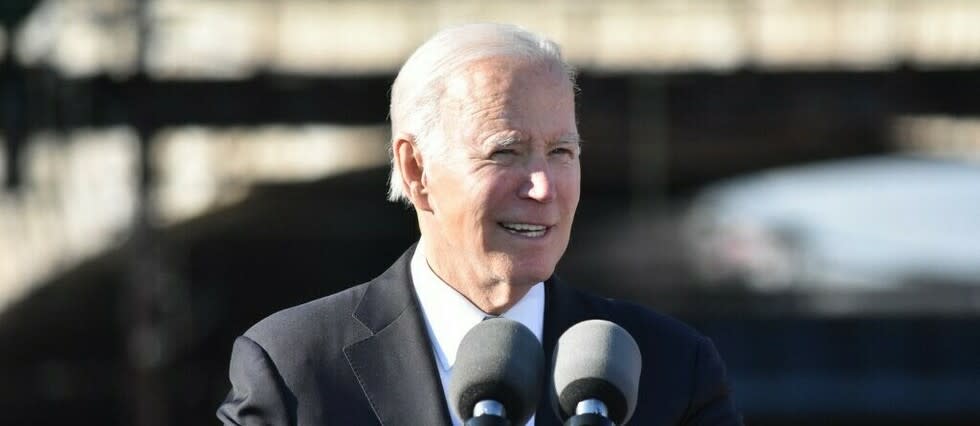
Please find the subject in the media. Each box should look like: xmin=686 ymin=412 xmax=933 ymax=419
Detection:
xmin=446 ymin=57 xmax=571 ymax=104
xmin=440 ymin=57 xmax=577 ymax=143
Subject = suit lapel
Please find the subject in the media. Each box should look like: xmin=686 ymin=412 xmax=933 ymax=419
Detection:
xmin=342 ymin=252 xmax=605 ymax=426
xmin=344 ymin=247 xmax=452 ymax=426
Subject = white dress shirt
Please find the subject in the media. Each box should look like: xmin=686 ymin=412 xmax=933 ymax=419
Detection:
xmin=410 ymin=239 xmax=545 ymax=426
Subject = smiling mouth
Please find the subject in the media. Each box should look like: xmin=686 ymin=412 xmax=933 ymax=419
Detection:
xmin=499 ymin=222 xmax=550 ymax=238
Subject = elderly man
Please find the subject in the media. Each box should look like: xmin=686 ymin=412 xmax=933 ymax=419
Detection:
xmin=218 ymin=23 xmax=741 ymax=425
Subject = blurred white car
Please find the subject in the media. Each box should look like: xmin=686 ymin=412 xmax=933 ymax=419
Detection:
xmin=684 ymin=155 xmax=980 ymax=291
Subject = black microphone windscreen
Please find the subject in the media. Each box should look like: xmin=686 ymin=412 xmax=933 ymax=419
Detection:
xmin=551 ymin=320 xmax=642 ymax=424
xmin=449 ymin=317 xmax=545 ymax=425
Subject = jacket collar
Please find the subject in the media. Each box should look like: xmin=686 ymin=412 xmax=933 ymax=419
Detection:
xmin=344 ymin=245 xmax=453 ymax=426
xmin=344 ymin=246 xmax=606 ymax=426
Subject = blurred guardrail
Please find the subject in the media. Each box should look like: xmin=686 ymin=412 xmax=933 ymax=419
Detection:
xmin=10 ymin=0 xmax=980 ymax=79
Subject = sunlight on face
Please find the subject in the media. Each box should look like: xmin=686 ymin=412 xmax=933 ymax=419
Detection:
xmin=420 ymin=57 xmax=580 ymax=292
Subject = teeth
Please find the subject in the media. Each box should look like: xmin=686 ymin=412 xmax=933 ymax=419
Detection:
xmin=500 ymin=223 xmax=548 ymax=237
xmin=501 ymin=223 xmax=547 ymax=231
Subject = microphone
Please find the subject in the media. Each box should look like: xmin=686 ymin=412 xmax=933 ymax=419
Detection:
xmin=449 ymin=317 xmax=545 ymax=426
xmin=551 ymin=320 xmax=642 ymax=426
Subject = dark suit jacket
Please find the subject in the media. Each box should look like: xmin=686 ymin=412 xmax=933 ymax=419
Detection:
xmin=218 ymin=246 xmax=742 ymax=425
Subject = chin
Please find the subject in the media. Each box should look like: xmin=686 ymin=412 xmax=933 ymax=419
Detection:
xmin=488 ymin=247 xmax=562 ymax=285
xmin=506 ymin=260 xmax=558 ymax=287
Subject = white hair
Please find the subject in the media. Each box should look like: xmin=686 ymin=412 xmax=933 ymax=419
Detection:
xmin=387 ymin=23 xmax=575 ymax=204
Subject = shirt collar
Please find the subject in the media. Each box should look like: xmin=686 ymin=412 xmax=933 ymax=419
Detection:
xmin=410 ymin=239 xmax=545 ymax=372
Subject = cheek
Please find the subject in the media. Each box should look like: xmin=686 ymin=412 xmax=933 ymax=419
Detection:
xmin=455 ymin=175 xmax=499 ymax=228
xmin=556 ymin=166 xmax=581 ymax=206
xmin=433 ymin=161 xmax=478 ymax=200
xmin=471 ymin=169 xmax=516 ymax=203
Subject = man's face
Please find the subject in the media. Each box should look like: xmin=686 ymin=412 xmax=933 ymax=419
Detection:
xmin=420 ymin=58 xmax=580 ymax=291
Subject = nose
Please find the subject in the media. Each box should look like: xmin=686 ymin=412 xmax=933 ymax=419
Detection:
xmin=520 ymin=162 xmax=556 ymax=203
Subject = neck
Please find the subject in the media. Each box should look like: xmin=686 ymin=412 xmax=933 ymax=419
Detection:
xmin=424 ymin=254 xmax=534 ymax=315
xmin=456 ymin=281 xmax=533 ymax=315
xmin=419 ymin=242 xmax=534 ymax=315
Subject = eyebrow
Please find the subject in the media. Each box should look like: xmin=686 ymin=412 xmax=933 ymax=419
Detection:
xmin=484 ymin=135 xmax=523 ymax=149
xmin=554 ymin=134 xmax=581 ymax=147
xmin=483 ymin=134 xmax=581 ymax=150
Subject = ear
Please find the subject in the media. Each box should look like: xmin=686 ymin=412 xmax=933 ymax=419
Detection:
xmin=393 ymin=133 xmax=432 ymax=211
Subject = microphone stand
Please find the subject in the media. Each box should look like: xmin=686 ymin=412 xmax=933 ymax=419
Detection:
xmin=563 ymin=399 xmax=615 ymax=426
xmin=465 ymin=400 xmax=511 ymax=426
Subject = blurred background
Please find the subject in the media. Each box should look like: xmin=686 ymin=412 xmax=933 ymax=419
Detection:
xmin=1 ymin=0 xmax=979 ymax=425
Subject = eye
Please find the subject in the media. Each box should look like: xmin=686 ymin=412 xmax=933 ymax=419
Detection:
xmin=490 ymin=149 xmax=517 ymax=159
xmin=550 ymin=147 xmax=575 ymax=157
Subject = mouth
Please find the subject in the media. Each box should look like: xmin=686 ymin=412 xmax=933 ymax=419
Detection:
xmin=498 ymin=222 xmax=551 ymax=238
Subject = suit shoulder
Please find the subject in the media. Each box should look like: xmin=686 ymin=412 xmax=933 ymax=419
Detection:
xmin=242 ymin=281 xmax=371 ymax=352
xmin=601 ymin=297 xmax=706 ymax=345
